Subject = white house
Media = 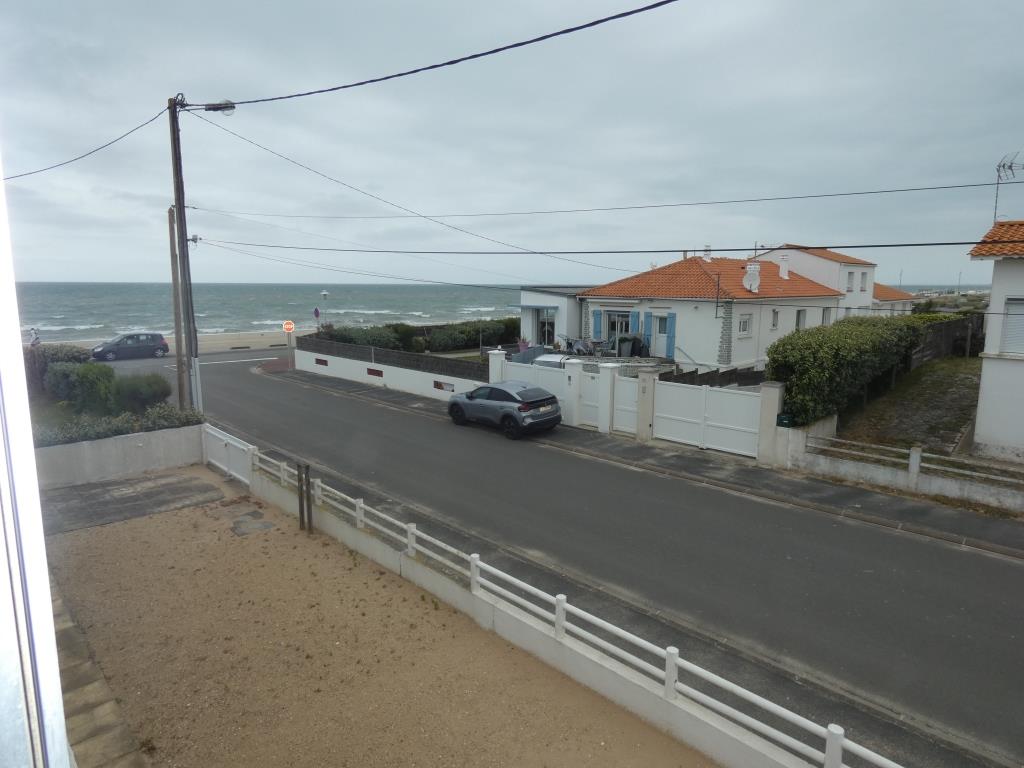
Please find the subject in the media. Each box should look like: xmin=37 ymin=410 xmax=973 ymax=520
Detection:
xmin=578 ymin=255 xmax=842 ymax=369
xmin=969 ymin=220 xmax=1024 ymax=460
xmin=753 ymin=245 xmax=876 ymax=317
xmin=516 ymin=286 xmax=586 ymax=347
xmin=872 ymin=283 xmax=916 ymax=315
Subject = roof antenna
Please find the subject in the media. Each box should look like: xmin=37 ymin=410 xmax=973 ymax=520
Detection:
xmin=995 ymin=151 xmax=1023 ymax=222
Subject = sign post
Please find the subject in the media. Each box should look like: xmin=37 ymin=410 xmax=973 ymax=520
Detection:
xmin=283 ymin=319 xmax=295 ymax=349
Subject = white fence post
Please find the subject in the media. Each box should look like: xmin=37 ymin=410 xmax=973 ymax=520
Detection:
xmin=313 ymin=478 xmax=322 ymax=505
xmin=823 ymin=724 xmax=844 ymax=768
xmin=757 ymin=381 xmax=786 ymax=466
xmin=636 ymin=368 xmax=658 ymax=443
xmin=354 ymin=498 xmax=365 ymax=528
xmin=488 ymin=349 xmax=507 ymax=384
xmin=248 ymin=445 xmax=259 ymax=470
xmin=277 ymin=460 xmax=285 ymax=485
xmin=469 ymin=554 xmax=481 ymax=593
xmin=908 ymin=445 xmax=922 ymax=490
xmin=664 ymin=646 xmax=679 ymax=699
xmin=554 ymin=594 xmax=567 ymax=639
xmin=562 ymin=359 xmax=584 ymax=427
xmin=406 ymin=523 xmax=417 ymax=556
xmin=597 ymin=362 xmax=619 ymax=434
xmin=699 ymin=385 xmax=709 ymax=449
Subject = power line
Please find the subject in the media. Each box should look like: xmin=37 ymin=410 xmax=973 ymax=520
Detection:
xmin=190 ymin=179 xmax=1024 ymax=220
xmin=2 ymin=108 xmax=167 ymax=181
xmin=185 ymin=1 xmax=680 ymax=109
xmin=203 ymin=241 xmax=522 ymax=292
xmin=200 ymin=237 xmax=1024 ymax=256
xmin=192 ymin=207 xmax=533 ymax=282
xmin=187 ymin=111 xmax=634 ymax=272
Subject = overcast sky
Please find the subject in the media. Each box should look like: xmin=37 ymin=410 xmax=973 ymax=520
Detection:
xmin=2 ymin=0 xmax=1023 ymax=287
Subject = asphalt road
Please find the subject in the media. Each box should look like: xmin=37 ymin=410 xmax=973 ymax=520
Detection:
xmin=126 ymin=350 xmax=1024 ymax=766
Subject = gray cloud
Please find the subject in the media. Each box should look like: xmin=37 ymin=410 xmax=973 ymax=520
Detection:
xmin=3 ymin=0 xmax=1023 ymax=286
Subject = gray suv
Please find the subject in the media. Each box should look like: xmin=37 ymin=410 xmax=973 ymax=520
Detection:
xmin=448 ymin=380 xmax=561 ymax=439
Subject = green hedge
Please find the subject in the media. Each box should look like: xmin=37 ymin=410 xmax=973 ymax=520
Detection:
xmin=43 ymin=361 xmax=115 ymax=413
xmin=33 ymin=403 xmax=204 ymax=447
xmin=765 ymin=315 xmax=948 ymax=426
xmin=115 ymin=373 xmax=172 ymax=413
xmin=319 ymin=317 xmax=520 ymax=353
xmin=23 ymin=344 xmax=91 ymax=396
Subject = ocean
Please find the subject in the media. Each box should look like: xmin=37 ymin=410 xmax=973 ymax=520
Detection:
xmin=15 ymin=283 xmax=521 ymax=344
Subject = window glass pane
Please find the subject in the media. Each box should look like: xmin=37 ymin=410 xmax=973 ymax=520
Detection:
xmin=1003 ymin=299 xmax=1024 ymax=353
xmin=657 ymin=317 xmax=668 ymax=334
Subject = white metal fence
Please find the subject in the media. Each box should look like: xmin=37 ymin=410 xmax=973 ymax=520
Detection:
xmin=653 ymin=381 xmax=760 ymax=457
xmin=203 ymin=424 xmax=255 ymax=485
xmin=612 ymin=375 xmax=639 ymax=435
xmin=203 ymin=423 xmax=904 ymax=768
xmin=580 ymin=372 xmax=600 ymax=428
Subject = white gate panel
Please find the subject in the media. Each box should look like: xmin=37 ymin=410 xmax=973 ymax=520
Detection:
xmin=203 ymin=424 xmax=253 ymax=485
xmin=612 ymin=376 xmax=638 ymax=434
xmin=580 ymin=373 xmax=600 ymax=427
xmin=652 ymin=380 xmax=704 ymax=446
xmin=705 ymin=389 xmax=760 ymax=457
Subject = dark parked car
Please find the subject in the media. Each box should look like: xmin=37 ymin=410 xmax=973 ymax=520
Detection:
xmin=91 ymin=333 xmax=170 ymax=361
xmin=448 ymin=380 xmax=561 ymax=439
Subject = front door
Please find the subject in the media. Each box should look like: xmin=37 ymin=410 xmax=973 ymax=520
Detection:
xmin=652 ymin=316 xmax=669 ymax=357
xmin=606 ymin=312 xmax=630 ymax=354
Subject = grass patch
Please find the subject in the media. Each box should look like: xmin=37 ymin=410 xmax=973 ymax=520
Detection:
xmin=29 ymin=397 xmax=78 ymax=429
xmin=839 ymin=356 xmax=981 ymax=455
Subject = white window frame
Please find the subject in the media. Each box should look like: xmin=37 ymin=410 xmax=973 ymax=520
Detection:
xmin=656 ymin=316 xmax=669 ymax=334
xmin=860 ymin=272 xmax=868 ymax=292
xmin=822 ymin=307 xmax=832 ymax=325
xmin=846 ymin=272 xmax=854 ymax=292
xmin=795 ymin=309 xmax=806 ymax=329
xmin=1003 ymin=298 xmax=1024 ymax=354
xmin=770 ymin=309 xmax=779 ymax=330
xmin=738 ymin=313 xmax=753 ymax=337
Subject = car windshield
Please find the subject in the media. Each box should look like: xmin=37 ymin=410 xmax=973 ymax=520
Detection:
xmin=516 ymin=388 xmax=551 ymax=402
xmin=105 ymin=335 xmax=125 ymax=344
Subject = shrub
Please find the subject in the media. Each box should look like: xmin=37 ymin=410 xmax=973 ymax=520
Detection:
xmin=33 ymin=404 xmax=204 ymax=447
xmin=411 ymin=337 xmax=427 ymax=353
xmin=384 ymin=323 xmax=420 ymax=350
xmin=766 ymin=315 xmax=935 ymax=426
xmin=500 ymin=316 xmax=521 ymax=343
xmin=320 ymin=324 xmax=400 ymax=349
xmin=43 ymin=362 xmax=81 ymax=401
xmin=115 ymin=374 xmax=172 ymax=413
xmin=23 ymin=344 xmax=90 ymax=396
xmin=428 ymin=327 xmax=468 ymax=352
xmin=71 ymin=363 xmax=116 ymax=414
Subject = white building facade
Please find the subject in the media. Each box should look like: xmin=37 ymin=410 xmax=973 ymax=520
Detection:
xmin=970 ymin=221 xmax=1024 ymax=460
xmin=753 ymin=245 xmax=877 ymax=317
xmin=516 ymin=287 xmax=586 ymax=348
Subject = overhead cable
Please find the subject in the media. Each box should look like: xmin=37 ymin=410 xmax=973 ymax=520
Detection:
xmin=200 ymin=237 xmax=1024 ymax=256
xmin=189 ymin=179 xmax=1024 ymax=220
xmin=185 ymin=1 xmax=680 ymax=108
xmin=188 ymin=112 xmax=634 ymax=272
xmin=3 ymin=108 xmax=167 ymax=181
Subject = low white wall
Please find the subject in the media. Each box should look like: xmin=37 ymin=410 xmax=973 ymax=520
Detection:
xmin=974 ymin=354 xmax=1024 ymax=461
xmin=295 ymin=349 xmax=484 ymax=402
xmin=35 ymin=425 xmax=203 ymax=490
xmin=245 ymin=464 xmax=811 ymax=768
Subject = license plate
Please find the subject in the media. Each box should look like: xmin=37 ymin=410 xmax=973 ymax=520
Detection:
xmin=538 ymin=405 xmax=553 ymax=413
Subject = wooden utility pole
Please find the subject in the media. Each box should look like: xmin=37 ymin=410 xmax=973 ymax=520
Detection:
xmin=167 ymin=95 xmax=202 ymax=410
xmin=167 ymin=206 xmax=187 ymax=408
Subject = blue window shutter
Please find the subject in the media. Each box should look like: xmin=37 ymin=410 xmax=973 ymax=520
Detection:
xmin=642 ymin=311 xmax=653 ymax=347
xmin=629 ymin=310 xmax=639 ymax=334
xmin=592 ymin=309 xmax=602 ymax=340
xmin=665 ymin=312 xmax=677 ymax=359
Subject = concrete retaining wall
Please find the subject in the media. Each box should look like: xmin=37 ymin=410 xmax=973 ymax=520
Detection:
xmin=35 ymin=425 xmax=203 ymax=490
xmin=245 ymin=464 xmax=811 ymax=768
xmin=295 ymin=349 xmax=484 ymax=402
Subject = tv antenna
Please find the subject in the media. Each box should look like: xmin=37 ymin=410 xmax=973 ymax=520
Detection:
xmin=995 ymin=151 xmax=1024 ymax=222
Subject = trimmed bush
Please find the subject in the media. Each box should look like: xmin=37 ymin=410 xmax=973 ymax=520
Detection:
xmin=115 ymin=374 xmax=172 ymax=413
xmin=33 ymin=404 xmax=204 ymax=447
xmin=24 ymin=344 xmax=90 ymax=396
xmin=43 ymin=362 xmax=81 ymax=401
xmin=766 ymin=316 xmax=939 ymax=426
xmin=42 ymin=361 xmax=115 ymax=413
xmin=427 ymin=327 xmax=468 ymax=352
xmin=320 ymin=324 xmax=400 ymax=349
xmin=410 ymin=337 xmax=427 ymax=353
xmin=319 ymin=316 xmax=521 ymax=352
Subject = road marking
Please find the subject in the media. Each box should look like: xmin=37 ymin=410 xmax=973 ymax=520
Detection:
xmin=164 ymin=357 xmax=278 ymax=369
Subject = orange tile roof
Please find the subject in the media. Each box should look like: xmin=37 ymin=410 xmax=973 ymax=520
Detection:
xmin=774 ymin=244 xmax=876 ymax=266
xmin=969 ymin=220 xmax=1024 ymax=259
xmin=581 ymin=257 xmax=843 ymax=300
xmin=873 ymin=283 xmax=915 ymax=302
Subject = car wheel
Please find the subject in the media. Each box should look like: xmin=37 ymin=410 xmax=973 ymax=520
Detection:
xmin=501 ymin=416 xmax=522 ymax=440
xmin=104 ymin=351 xmax=116 ymax=361
xmin=154 ymin=348 xmax=167 ymax=358
xmin=449 ymin=404 xmax=467 ymax=425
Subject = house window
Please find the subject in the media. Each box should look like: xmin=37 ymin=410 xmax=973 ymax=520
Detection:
xmin=770 ymin=309 xmax=779 ymax=330
xmin=738 ymin=313 xmax=753 ymax=337
xmin=846 ymin=272 xmax=854 ymax=292
xmin=656 ymin=316 xmax=668 ymax=334
xmin=860 ymin=272 xmax=868 ymax=292
xmin=537 ymin=308 xmax=555 ymax=346
xmin=822 ymin=307 xmax=832 ymax=325
xmin=1003 ymin=299 xmax=1024 ymax=354
xmin=796 ymin=309 xmax=806 ymax=329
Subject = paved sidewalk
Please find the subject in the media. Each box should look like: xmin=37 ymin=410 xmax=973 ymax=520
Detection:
xmin=274 ymin=368 xmax=1024 ymax=560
